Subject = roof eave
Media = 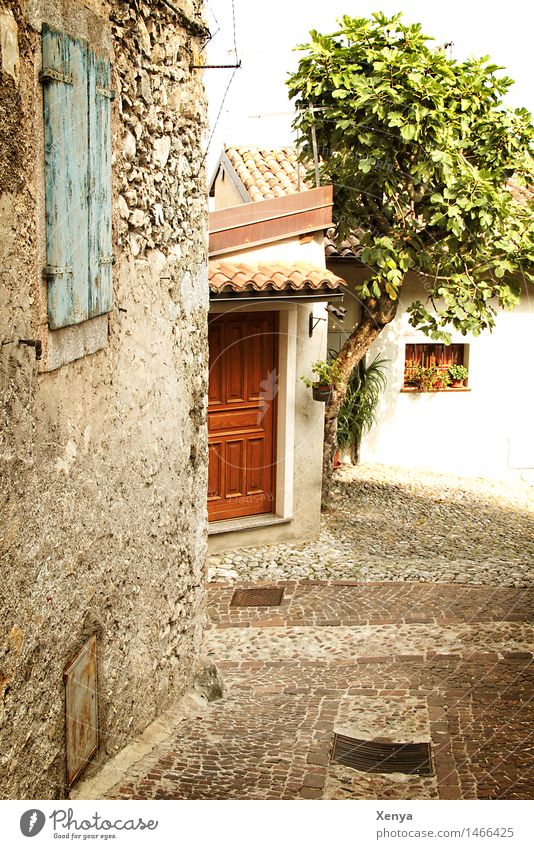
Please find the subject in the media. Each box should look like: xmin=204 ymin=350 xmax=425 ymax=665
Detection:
xmin=209 ymin=287 xmax=345 ymax=302
xmin=209 ymin=186 xmax=334 ymax=256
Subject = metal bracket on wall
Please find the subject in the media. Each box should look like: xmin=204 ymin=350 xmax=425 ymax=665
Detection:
xmin=190 ymin=61 xmax=242 ymax=70
xmin=309 ymin=312 xmax=326 ymax=338
xmin=19 ymin=339 xmax=42 ymax=360
xmin=44 ymin=265 xmax=73 ymax=278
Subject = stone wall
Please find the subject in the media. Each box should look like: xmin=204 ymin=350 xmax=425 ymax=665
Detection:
xmin=0 ymin=0 xmax=209 ymax=799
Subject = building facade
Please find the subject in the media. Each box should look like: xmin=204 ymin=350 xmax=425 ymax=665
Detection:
xmin=0 ymin=0 xmax=209 ymax=798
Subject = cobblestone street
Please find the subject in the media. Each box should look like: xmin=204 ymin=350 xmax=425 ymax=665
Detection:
xmin=103 ymin=580 xmax=534 ymax=801
xmin=209 ymin=466 xmax=534 ymax=586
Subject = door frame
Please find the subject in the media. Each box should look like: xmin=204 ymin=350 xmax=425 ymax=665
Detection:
xmin=208 ymin=303 xmax=297 ymax=524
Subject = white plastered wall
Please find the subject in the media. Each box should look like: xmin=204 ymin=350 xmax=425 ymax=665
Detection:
xmin=360 ymin=277 xmax=534 ymax=482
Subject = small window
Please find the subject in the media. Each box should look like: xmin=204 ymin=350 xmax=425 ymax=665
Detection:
xmin=42 ymin=25 xmax=113 ymax=330
xmin=403 ymin=343 xmax=468 ymax=391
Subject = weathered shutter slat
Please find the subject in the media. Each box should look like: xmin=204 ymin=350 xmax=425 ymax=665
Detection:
xmin=42 ymin=26 xmax=89 ymax=329
xmin=88 ymin=49 xmax=113 ymax=319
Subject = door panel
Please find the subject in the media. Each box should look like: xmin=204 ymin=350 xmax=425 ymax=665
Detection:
xmin=208 ymin=312 xmax=277 ymax=521
xmin=246 ymin=437 xmax=265 ymax=494
xmin=207 ymin=441 xmax=223 ymax=502
xmin=225 ymin=322 xmax=247 ymax=403
xmin=225 ymin=439 xmax=245 ymax=497
xmin=208 ymin=325 xmax=224 ymax=406
xmin=209 ymin=408 xmax=261 ymax=433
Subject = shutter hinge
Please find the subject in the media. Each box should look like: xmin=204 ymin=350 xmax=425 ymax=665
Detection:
xmin=99 ymin=255 xmax=116 ymax=265
xmin=40 ymin=68 xmax=73 ymax=85
xmin=96 ymin=86 xmax=116 ymax=100
xmin=44 ymin=265 xmax=73 ymax=278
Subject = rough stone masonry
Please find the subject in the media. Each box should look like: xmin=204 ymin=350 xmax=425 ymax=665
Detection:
xmin=0 ymin=0 xmax=209 ymax=798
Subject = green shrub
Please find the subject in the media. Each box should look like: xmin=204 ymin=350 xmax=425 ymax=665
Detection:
xmin=337 ymin=356 xmax=388 ymax=458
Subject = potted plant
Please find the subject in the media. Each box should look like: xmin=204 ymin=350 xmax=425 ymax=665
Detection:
xmin=301 ymin=359 xmax=342 ymax=402
xmin=403 ymin=358 xmax=419 ymax=387
xmin=413 ymin=364 xmax=451 ymax=391
xmin=448 ymin=364 xmax=469 ymax=387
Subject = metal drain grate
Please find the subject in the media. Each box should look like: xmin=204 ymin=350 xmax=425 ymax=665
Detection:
xmin=230 ymin=587 xmax=284 ymax=607
xmin=331 ymin=734 xmax=433 ymax=775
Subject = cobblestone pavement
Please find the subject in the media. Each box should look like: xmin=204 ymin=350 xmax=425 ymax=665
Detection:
xmin=106 ymin=581 xmax=534 ymax=800
xmin=208 ymin=465 xmax=534 ymax=586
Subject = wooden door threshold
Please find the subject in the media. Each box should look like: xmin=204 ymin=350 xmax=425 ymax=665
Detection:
xmin=208 ymin=513 xmax=292 ymax=536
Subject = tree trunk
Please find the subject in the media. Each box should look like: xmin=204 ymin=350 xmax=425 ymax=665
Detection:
xmin=321 ymin=294 xmax=398 ymax=507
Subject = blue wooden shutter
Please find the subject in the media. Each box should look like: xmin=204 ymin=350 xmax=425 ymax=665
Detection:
xmin=88 ymin=49 xmax=113 ymax=318
xmin=42 ymin=26 xmax=89 ymax=329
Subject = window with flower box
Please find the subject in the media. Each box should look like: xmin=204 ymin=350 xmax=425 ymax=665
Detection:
xmin=403 ymin=343 xmax=469 ymax=391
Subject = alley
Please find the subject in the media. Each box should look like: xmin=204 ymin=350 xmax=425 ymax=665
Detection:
xmin=91 ymin=467 xmax=534 ymax=801
xmin=102 ymin=579 xmax=533 ymax=800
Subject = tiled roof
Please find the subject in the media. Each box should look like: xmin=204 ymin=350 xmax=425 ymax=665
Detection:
xmin=209 ymin=260 xmax=344 ymax=295
xmin=223 ymin=148 xmax=533 ymax=260
xmin=324 ymin=227 xmax=363 ymax=259
xmin=224 ymin=146 xmax=309 ymax=202
xmin=223 ymin=148 xmax=361 ymax=259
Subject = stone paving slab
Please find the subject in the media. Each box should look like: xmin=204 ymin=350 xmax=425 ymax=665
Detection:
xmin=207 ymin=582 xmax=534 ymax=629
xmin=104 ymin=581 xmax=534 ymax=801
xmin=204 ymin=623 xmax=533 ymax=663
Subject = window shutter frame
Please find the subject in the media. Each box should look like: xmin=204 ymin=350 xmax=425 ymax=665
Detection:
xmin=42 ymin=26 xmax=113 ymax=331
xmin=42 ymin=25 xmax=90 ymax=330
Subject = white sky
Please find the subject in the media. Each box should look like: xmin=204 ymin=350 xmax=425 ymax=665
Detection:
xmin=204 ymin=0 xmax=534 ymax=176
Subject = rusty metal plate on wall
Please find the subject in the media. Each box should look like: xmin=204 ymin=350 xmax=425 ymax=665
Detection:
xmin=230 ymin=587 xmax=284 ymax=607
xmin=331 ymin=733 xmax=433 ymax=775
xmin=64 ymin=634 xmax=98 ymax=787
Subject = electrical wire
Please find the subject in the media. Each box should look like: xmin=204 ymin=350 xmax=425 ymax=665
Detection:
xmin=231 ymin=0 xmax=238 ymax=59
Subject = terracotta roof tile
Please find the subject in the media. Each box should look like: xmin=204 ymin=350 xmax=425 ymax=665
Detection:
xmin=225 ymin=146 xmax=309 ymax=200
xmin=325 ymin=227 xmax=364 ymax=259
xmin=209 ymin=260 xmax=344 ymax=295
xmin=507 ymin=178 xmax=534 ymax=204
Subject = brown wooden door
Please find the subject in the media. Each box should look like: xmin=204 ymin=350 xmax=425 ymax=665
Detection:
xmin=208 ymin=312 xmax=277 ymax=521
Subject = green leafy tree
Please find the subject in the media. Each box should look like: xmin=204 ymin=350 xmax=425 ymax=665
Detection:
xmin=288 ymin=12 xmax=534 ymax=503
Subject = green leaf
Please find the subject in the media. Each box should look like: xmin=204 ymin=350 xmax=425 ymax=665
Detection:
xmin=400 ymin=124 xmax=417 ymax=142
xmin=358 ymin=157 xmax=374 ymax=173
xmin=387 ymin=112 xmax=405 ymax=128
xmin=385 ymin=282 xmax=398 ymax=300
